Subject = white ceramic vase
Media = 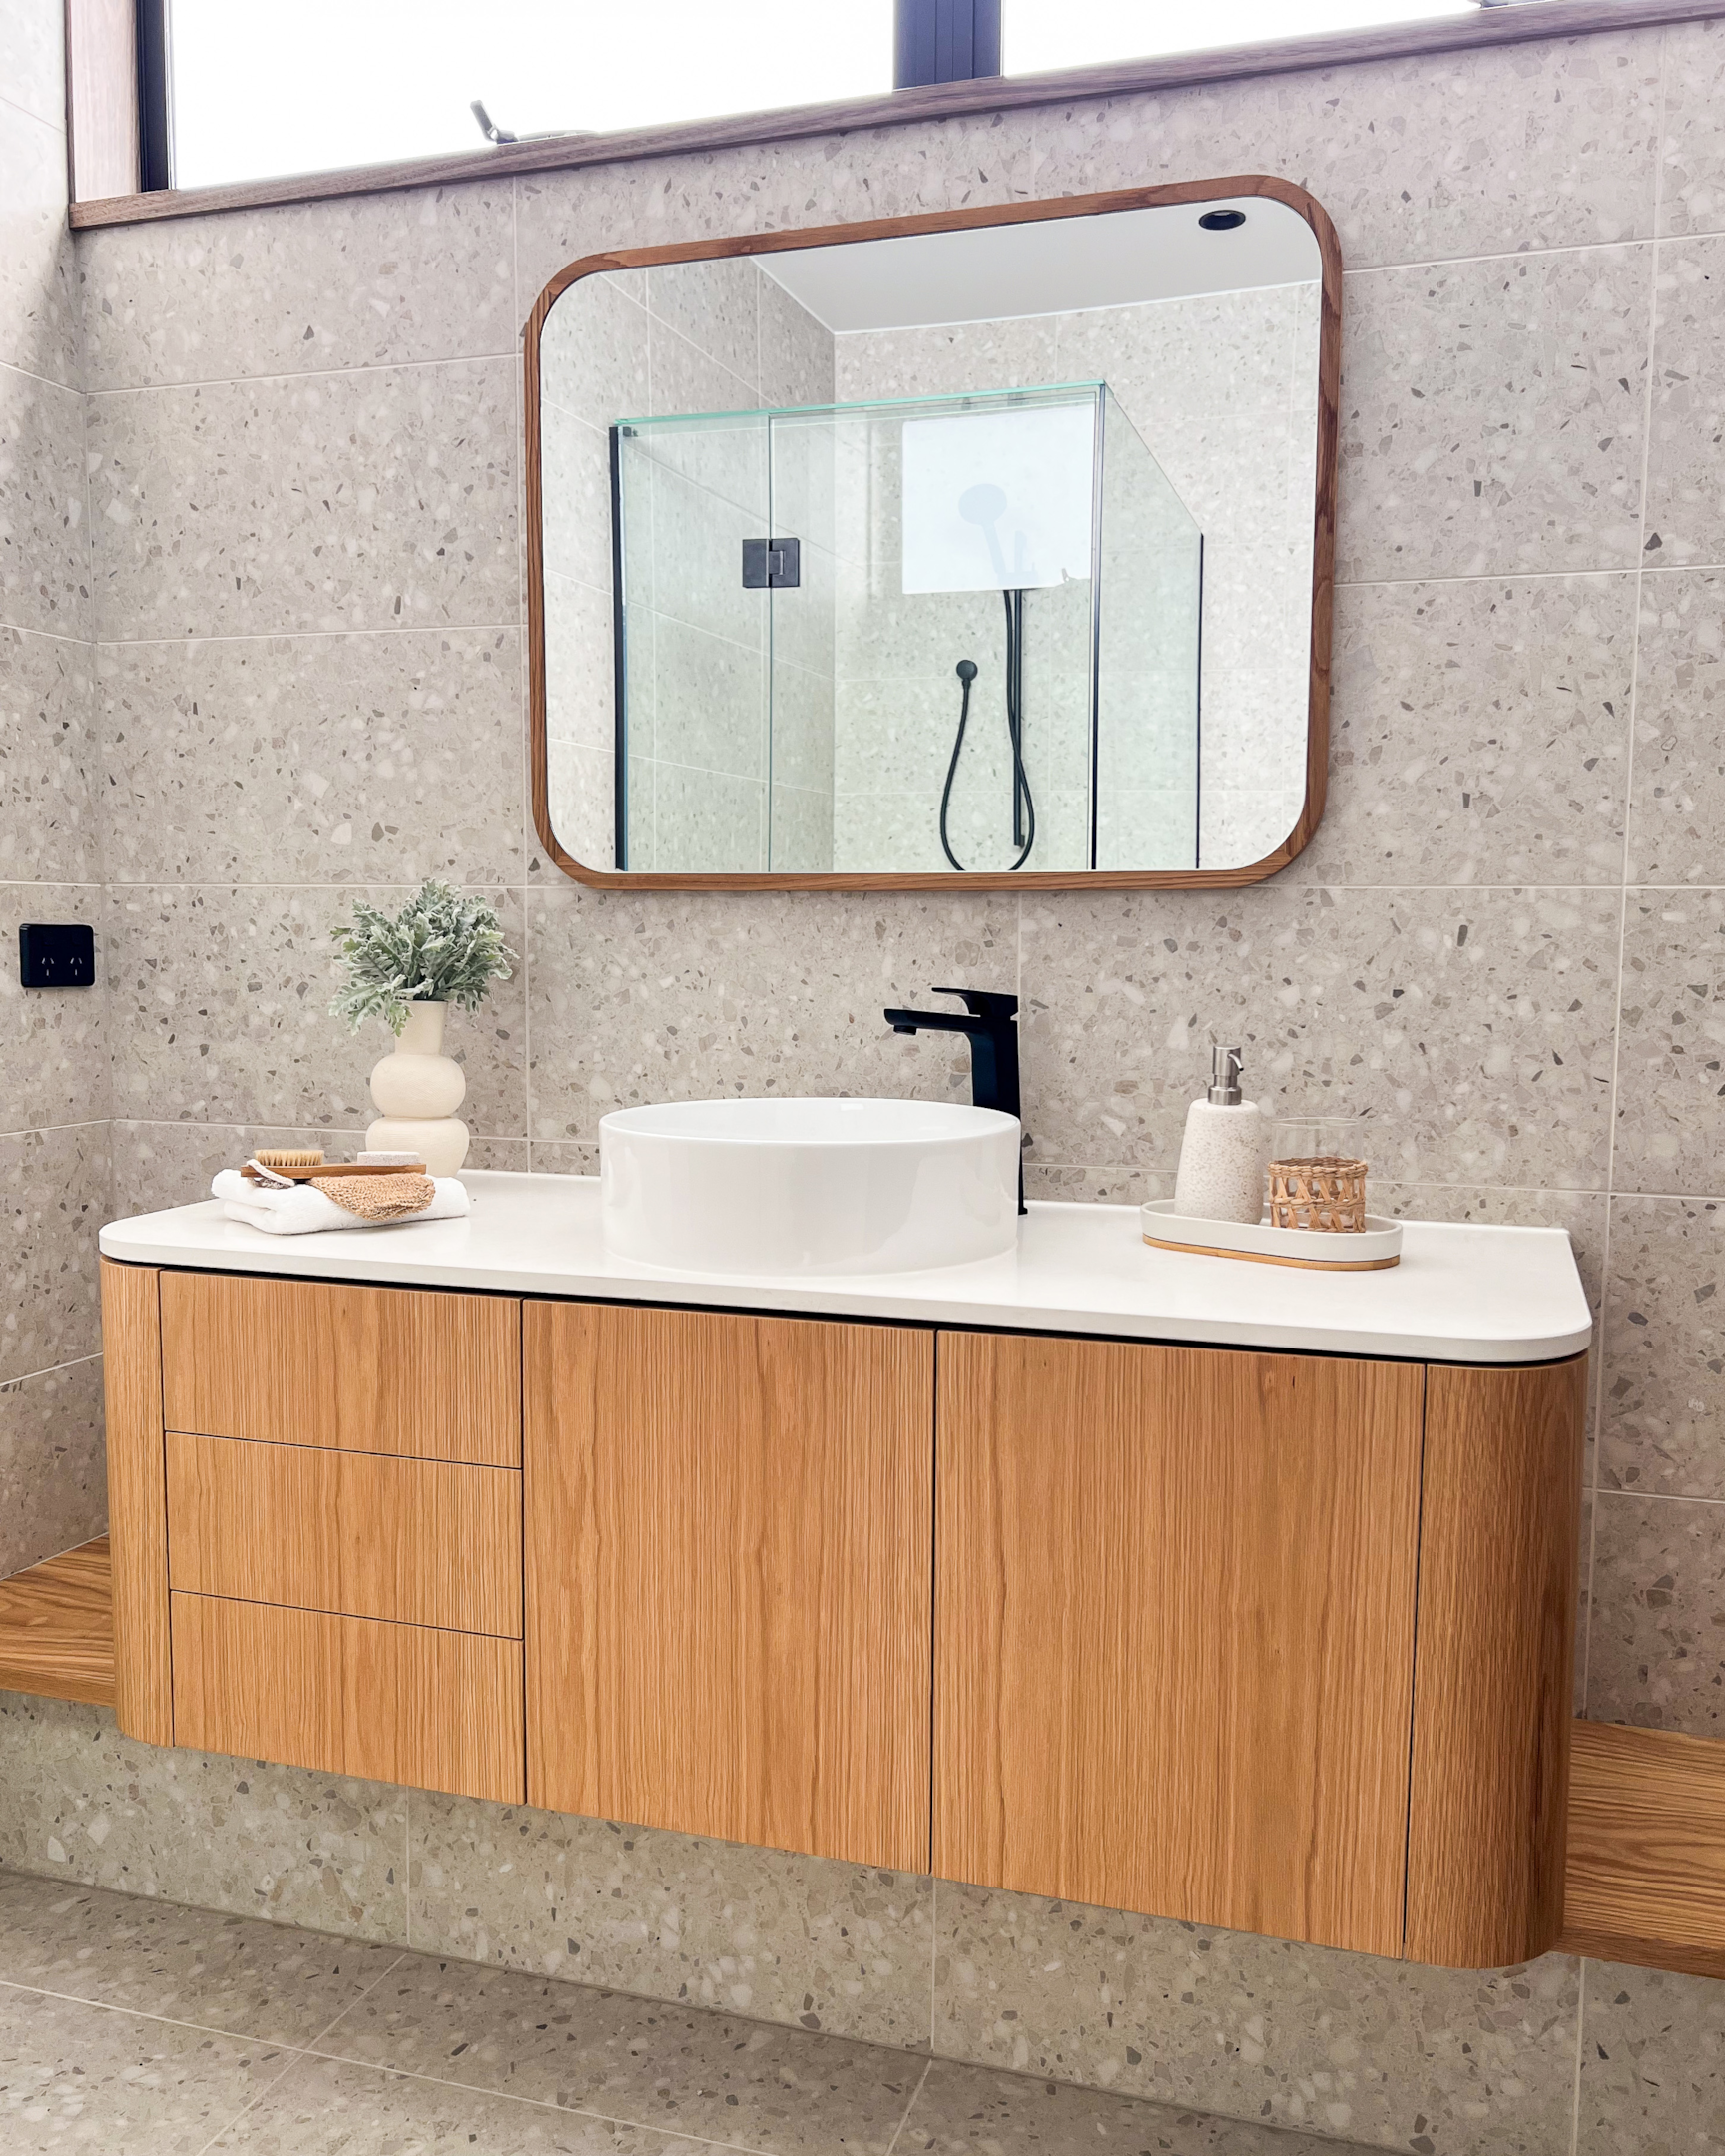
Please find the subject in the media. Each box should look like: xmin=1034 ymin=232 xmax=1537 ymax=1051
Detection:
xmin=367 ymin=1001 xmax=469 ymax=1176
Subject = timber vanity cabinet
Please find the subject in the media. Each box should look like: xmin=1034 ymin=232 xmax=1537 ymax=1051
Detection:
xmin=98 ymin=1233 xmax=1586 ymax=1975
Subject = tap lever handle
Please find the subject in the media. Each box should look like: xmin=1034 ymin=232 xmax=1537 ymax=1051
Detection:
xmin=931 ymin=985 xmax=1018 ymax=1020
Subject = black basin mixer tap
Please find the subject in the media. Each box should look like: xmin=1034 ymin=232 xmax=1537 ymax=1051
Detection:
xmin=882 ymin=986 xmax=1025 ymax=1215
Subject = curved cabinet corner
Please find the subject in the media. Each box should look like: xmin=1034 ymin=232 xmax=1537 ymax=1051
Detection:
xmin=1405 ymin=1354 xmax=1587 ymax=1968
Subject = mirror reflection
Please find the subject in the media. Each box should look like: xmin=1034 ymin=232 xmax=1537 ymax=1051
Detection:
xmin=535 ymin=193 xmax=1328 ymax=879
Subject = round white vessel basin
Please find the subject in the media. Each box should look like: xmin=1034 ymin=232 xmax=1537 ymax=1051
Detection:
xmin=599 ymin=1096 xmax=1020 ymax=1276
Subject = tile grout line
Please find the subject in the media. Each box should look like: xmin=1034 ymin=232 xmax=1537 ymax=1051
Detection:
xmin=182 ymin=1946 xmax=413 ymax=2156
xmin=1570 ymin=1956 xmax=1590 ymax=2156
xmin=1580 ymin=35 xmax=1672 ymax=1730
xmin=0 ymin=1350 xmax=103 ymax=1389
xmin=887 ymin=2054 xmax=934 ymax=2156
xmin=85 ymin=348 xmax=522 ymax=399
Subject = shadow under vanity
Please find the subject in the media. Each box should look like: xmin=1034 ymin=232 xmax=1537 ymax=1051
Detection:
xmin=100 ymin=1173 xmax=1589 ymax=1978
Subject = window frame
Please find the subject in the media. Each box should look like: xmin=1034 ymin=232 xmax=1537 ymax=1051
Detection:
xmin=65 ymin=0 xmax=1724 ymax=224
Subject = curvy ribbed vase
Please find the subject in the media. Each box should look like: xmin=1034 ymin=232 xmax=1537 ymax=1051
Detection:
xmin=367 ymin=1001 xmax=469 ymax=1177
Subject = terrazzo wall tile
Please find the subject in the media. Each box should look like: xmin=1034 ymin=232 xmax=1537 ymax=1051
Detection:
xmin=0 ymin=1354 xmax=104 ymax=1576
xmin=1018 ymin=884 xmax=1620 ymax=1188
xmin=1588 ymin=1490 xmax=1725 ymax=1738
xmin=86 ymin=359 xmax=519 ymax=639
xmin=933 ymin=1884 xmax=1581 ymax=2156
xmin=0 ymin=628 xmax=97 ymax=882
xmin=0 ymin=1694 xmax=410 ymax=1945
xmin=79 ymin=182 xmax=515 ymax=391
xmin=0 ymin=0 xmax=64 ymax=130
xmin=1613 ymin=890 xmax=1725 ymax=1196
xmin=104 ymin=884 xmax=526 ymax=1137
xmin=1626 ymin=571 xmax=1725 ymax=884
xmin=1645 ymin=232 xmax=1725 ymax=567
xmin=0 ymin=361 xmax=90 ymax=639
xmin=1599 ymin=1196 xmax=1725 ymax=1500
xmin=1294 ymin=575 xmax=1636 ymax=887
xmin=525 ymin=883 xmax=1015 ymax=1142
xmin=1029 ymin=31 xmax=1660 ymax=270
xmin=0 ymin=97 xmax=79 ymax=388
xmin=1335 ymin=248 xmax=1649 ymax=583
xmin=97 ymin=629 xmax=526 ymax=886
xmin=407 ymin=1792 xmax=934 ymax=2048
xmin=1660 ymin=17 xmax=1725 ymax=239
xmin=0 ymin=1123 xmax=109 ymax=1385
xmin=1576 ymin=1958 xmax=1725 ymax=2155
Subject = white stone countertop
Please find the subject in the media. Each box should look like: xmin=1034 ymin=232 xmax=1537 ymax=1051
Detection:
xmin=100 ymin=1171 xmax=1592 ymax=1365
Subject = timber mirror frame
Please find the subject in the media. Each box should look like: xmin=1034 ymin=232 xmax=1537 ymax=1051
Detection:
xmin=525 ymin=176 xmax=1342 ymax=892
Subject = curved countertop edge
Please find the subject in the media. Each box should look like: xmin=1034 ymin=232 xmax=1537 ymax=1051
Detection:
xmin=98 ymin=1171 xmax=1594 ymax=1366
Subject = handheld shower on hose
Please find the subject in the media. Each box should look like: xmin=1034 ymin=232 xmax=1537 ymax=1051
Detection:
xmin=938 ymin=485 xmax=1036 ymax=871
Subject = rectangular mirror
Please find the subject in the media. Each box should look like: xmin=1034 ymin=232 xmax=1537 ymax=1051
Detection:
xmin=527 ymin=180 xmax=1340 ymax=889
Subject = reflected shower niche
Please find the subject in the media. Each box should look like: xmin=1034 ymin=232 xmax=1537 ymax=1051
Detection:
xmin=607 ymin=382 xmax=1202 ymax=874
xmin=529 ymin=180 xmax=1339 ymax=890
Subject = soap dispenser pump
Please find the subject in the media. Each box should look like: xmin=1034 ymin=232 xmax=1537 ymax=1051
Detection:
xmin=1172 ymin=1044 xmax=1269 ymax=1225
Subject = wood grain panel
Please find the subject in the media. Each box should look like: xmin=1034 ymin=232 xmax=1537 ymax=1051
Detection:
xmin=1405 ymin=1355 xmax=1586 ymax=1968
xmin=0 ymin=1538 xmax=114 ymax=1706
xmin=1561 ymin=1719 xmax=1725 ymax=1980
xmin=525 ymin=1303 xmax=933 ymax=1871
xmin=69 ymin=0 xmax=1710 ymax=228
xmin=171 ymin=1593 xmax=524 ymax=1804
xmin=160 ymin=1273 xmax=521 ymax=1465
xmin=166 ymin=1433 xmax=521 ymax=1636
xmin=101 ymin=1260 xmax=172 ymax=1744
xmin=524 ymin=176 xmax=1341 ymax=895
xmin=66 ymin=0 xmax=138 ymax=202
xmin=934 ymin=1332 xmax=1423 ymax=1958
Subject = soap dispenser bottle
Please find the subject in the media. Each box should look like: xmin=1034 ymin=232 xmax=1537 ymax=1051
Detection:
xmin=1172 ymin=1044 xmax=1268 ymax=1225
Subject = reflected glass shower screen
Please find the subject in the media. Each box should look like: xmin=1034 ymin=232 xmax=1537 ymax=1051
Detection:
xmin=607 ymin=383 xmax=1202 ymax=874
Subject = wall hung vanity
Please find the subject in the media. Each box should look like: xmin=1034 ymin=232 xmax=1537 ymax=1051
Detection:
xmin=526 ymin=176 xmax=1340 ymax=888
xmin=101 ymin=1171 xmax=1589 ymax=1974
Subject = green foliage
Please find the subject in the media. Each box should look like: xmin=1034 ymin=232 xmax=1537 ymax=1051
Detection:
xmin=329 ymin=882 xmax=517 ymax=1036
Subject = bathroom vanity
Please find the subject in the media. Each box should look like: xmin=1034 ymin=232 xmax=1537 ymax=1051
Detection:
xmin=99 ymin=1173 xmax=1589 ymax=1973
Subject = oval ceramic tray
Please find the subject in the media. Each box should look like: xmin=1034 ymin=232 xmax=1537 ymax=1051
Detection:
xmin=1141 ymin=1199 xmax=1403 ymax=1271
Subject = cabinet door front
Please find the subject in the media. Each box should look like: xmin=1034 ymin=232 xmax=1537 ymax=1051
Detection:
xmin=525 ymin=1304 xmax=934 ymax=1871
xmin=935 ymin=1333 xmax=1423 ymax=1957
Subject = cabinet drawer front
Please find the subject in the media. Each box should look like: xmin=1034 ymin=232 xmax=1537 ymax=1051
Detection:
xmin=170 ymin=1593 xmax=524 ymax=1804
xmin=167 ymin=1432 xmax=521 ymax=1636
xmin=161 ymin=1273 xmax=520 ymax=1464
xmin=934 ymin=1331 xmax=1424 ymax=1960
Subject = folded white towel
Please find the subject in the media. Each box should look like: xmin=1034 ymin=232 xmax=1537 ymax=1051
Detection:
xmin=211 ymin=1168 xmax=471 ymax=1236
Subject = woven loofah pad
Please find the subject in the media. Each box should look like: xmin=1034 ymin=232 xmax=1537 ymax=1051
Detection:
xmin=309 ymin=1171 xmax=437 ymax=1221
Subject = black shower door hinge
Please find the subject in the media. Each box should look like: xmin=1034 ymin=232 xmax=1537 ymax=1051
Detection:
xmin=742 ymin=537 xmax=801 ymax=589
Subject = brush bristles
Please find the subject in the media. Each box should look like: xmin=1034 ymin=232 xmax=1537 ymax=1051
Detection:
xmin=254 ymin=1147 xmax=324 ymax=1170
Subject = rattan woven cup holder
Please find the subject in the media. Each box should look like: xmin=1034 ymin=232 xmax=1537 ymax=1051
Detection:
xmin=1267 ymin=1155 xmax=1369 ymax=1234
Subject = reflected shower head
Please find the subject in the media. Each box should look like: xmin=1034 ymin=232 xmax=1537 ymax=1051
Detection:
xmin=958 ymin=482 xmax=1008 ymax=525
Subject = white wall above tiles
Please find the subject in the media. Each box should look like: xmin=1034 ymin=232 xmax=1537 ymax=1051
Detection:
xmin=5 ymin=8 xmax=1725 ymax=2151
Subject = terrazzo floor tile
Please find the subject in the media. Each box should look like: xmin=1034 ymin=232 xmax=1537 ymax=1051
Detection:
xmin=900 ymin=2058 xmax=1359 ymax=2156
xmin=313 ymin=1951 xmax=920 ymax=2155
xmin=0 ymin=1980 xmax=299 ymax=2154
xmin=208 ymin=2052 xmax=712 ymax=2154
xmin=0 ymin=1871 xmax=403 ymax=2047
